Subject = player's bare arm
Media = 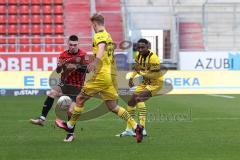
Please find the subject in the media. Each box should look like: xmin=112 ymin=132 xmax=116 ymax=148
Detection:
xmin=87 ymin=43 xmax=105 ymax=72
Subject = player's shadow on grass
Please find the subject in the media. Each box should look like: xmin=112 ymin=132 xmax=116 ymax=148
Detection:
xmin=55 ymin=81 xmax=173 ymax=121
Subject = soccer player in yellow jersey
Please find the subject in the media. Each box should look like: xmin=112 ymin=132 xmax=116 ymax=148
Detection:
xmin=117 ymin=38 xmax=162 ymax=137
xmin=55 ymin=13 xmax=144 ymax=143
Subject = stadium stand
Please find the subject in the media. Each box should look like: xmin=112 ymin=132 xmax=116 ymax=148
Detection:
xmin=96 ymin=0 xmax=123 ymax=48
xmin=179 ymin=22 xmax=204 ymax=50
xmin=64 ymin=0 xmax=92 ymax=51
xmin=0 ymin=0 xmax=125 ymax=53
xmin=0 ymin=0 xmax=64 ymax=52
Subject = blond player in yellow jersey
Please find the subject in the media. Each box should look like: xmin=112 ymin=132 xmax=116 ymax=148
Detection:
xmin=117 ymin=38 xmax=162 ymax=137
xmin=55 ymin=13 xmax=144 ymax=143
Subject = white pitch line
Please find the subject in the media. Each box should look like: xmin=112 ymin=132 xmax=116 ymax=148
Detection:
xmin=207 ymin=94 xmax=235 ymax=99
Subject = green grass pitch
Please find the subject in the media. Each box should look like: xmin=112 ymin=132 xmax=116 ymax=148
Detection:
xmin=1 ymin=95 xmax=240 ymax=160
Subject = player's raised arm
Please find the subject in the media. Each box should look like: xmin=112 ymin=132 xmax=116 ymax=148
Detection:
xmin=56 ymin=57 xmax=64 ymax=73
xmin=129 ymin=53 xmax=141 ymax=87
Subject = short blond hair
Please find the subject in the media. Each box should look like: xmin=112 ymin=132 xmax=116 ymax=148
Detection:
xmin=90 ymin=13 xmax=104 ymax=25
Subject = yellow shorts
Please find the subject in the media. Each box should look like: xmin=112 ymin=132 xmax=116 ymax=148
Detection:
xmin=135 ymin=82 xmax=162 ymax=96
xmin=81 ymin=74 xmax=118 ymax=100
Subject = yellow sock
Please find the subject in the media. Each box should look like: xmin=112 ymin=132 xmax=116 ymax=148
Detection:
xmin=137 ymin=102 xmax=147 ymax=128
xmin=117 ymin=106 xmax=137 ymax=129
xmin=126 ymin=106 xmax=136 ymax=129
xmin=68 ymin=105 xmax=84 ymax=127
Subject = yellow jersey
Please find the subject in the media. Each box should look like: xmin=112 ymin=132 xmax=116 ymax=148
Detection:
xmin=92 ymin=30 xmax=117 ymax=76
xmin=133 ymin=50 xmax=162 ymax=84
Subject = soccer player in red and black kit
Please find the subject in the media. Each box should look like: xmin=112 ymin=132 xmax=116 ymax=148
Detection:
xmin=30 ymin=35 xmax=88 ymax=142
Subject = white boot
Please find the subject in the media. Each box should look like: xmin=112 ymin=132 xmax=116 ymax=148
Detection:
xmin=115 ymin=128 xmax=136 ymax=137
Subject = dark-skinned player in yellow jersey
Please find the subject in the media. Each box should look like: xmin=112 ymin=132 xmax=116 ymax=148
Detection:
xmin=117 ymin=38 xmax=162 ymax=137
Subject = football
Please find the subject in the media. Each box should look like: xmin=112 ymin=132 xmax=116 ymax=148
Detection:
xmin=56 ymin=96 xmax=72 ymax=110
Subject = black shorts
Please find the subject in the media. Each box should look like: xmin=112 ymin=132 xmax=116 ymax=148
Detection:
xmin=58 ymin=82 xmax=81 ymax=102
xmin=68 ymin=95 xmax=77 ymax=102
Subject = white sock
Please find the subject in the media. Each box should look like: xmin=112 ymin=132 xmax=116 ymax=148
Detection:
xmin=133 ymin=124 xmax=137 ymax=130
xmin=40 ymin=116 xmax=46 ymax=121
xmin=67 ymin=122 xmax=74 ymax=129
xmin=126 ymin=128 xmax=133 ymax=131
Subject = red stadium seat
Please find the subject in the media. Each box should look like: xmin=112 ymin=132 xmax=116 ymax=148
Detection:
xmin=54 ymin=5 xmax=63 ymax=14
xmin=20 ymin=15 xmax=29 ymax=24
xmin=20 ymin=45 xmax=30 ymax=52
xmin=0 ymin=36 xmax=6 ymax=43
xmin=0 ymin=25 xmax=6 ymax=34
xmin=31 ymin=15 xmax=41 ymax=24
xmin=0 ymin=45 xmax=6 ymax=52
xmin=42 ymin=0 xmax=51 ymax=5
xmin=31 ymin=35 xmax=41 ymax=44
xmin=55 ymin=36 xmax=64 ymax=44
xmin=54 ymin=25 xmax=64 ymax=34
xmin=44 ymin=35 xmax=53 ymax=44
xmin=8 ymin=15 xmax=18 ymax=24
xmin=0 ymin=5 xmax=6 ymax=15
xmin=32 ymin=0 xmax=40 ymax=5
xmin=0 ymin=0 xmax=6 ymax=5
xmin=32 ymin=45 xmax=41 ymax=52
xmin=20 ymin=36 xmax=30 ymax=44
xmin=8 ymin=25 xmax=17 ymax=34
xmin=43 ymin=25 xmax=53 ymax=34
xmin=20 ymin=25 xmax=29 ymax=34
xmin=31 ymin=5 xmax=40 ymax=14
xmin=20 ymin=0 xmax=29 ymax=5
xmin=45 ymin=45 xmax=53 ymax=52
xmin=54 ymin=15 xmax=63 ymax=24
xmin=55 ymin=45 xmax=64 ymax=52
xmin=31 ymin=25 xmax=41 ymax=34
xmin=8 ymin=45 xmax=16 ymax=52
xmin=0 ymin=15 xmax=6 ymax=24
xmin=43 ymin=5 xmax=52 ymax=14
xmin=43 ymin=15 xmax=52 ymax=24
xmin=8 ymin=0 xmax=17 ymax=4
xmin=54 ymin=0 xmax=63 ymax=4
xmin=20 ymin=5 xmax=29 ymax=14
xmin=8 ymin=35 xmax=17 ymax=43
xmin=8 ymin=5 xmax=18 ymax=14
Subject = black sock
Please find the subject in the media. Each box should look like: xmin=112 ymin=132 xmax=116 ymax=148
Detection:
xmin=71 ymin=125 xmax=76 ymax=133
xmin=66 ymin=125 xmax=76 ymax=134
xmin=67 ymin=117 xmax=76 ymax=133
xmin=41 ymin=96 xmax=54 ymax=118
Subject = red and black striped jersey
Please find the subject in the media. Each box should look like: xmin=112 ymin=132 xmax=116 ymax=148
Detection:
xmin=58 ymin=49 xmax=88 ymax=88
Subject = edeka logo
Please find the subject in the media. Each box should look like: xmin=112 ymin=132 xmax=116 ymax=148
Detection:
xmin=164 ymin=77 xmax=200 ymax=87
xmin=228 ymin=52 xmax=240 ymax=70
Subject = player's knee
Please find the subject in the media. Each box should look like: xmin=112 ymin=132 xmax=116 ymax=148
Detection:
xmin=76 ymin=95 xmax=85 ymax=107
xmin=67 ymin=110 xmax=72 ymax=120
xmin=128 ymin=94 xmax=138 ymax=106
xmin=109 ymin=106 xmax=118 ymax=113
xmin=47 ymin=89 xmax=59 ymax=98
xmin=127 ymin=100 xmax=135 ymax=107
xmin=105 ymin=100 xmax=118 ymax=113
xmin=138 ymin=91 xmax=151 ymax=102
